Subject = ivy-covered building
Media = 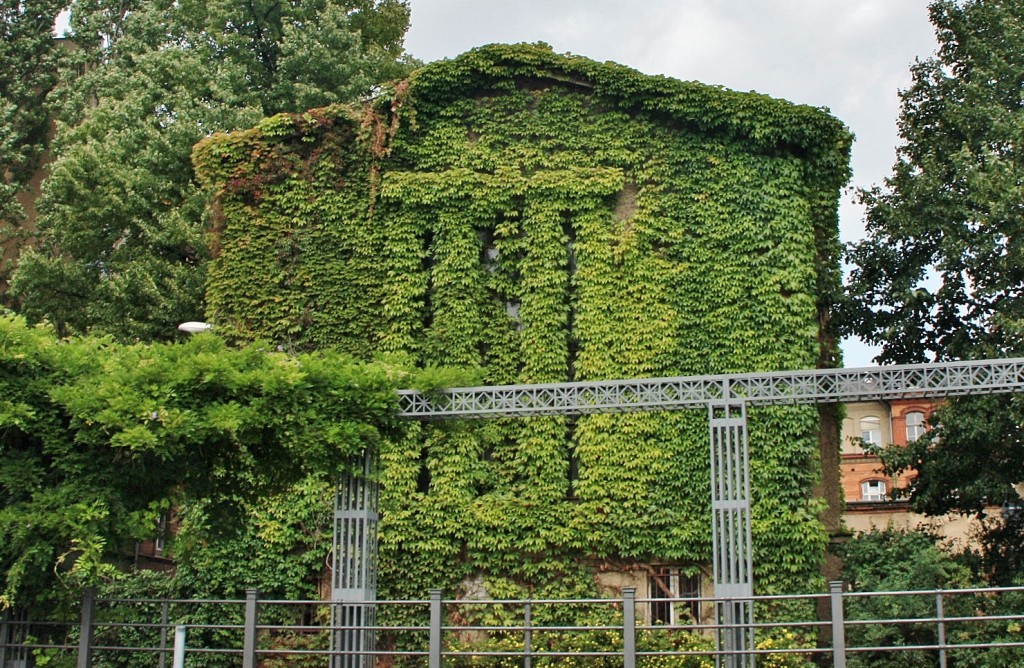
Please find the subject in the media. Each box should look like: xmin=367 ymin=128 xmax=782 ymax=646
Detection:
xmin=193 ymin=43 xmax=852 ymax=618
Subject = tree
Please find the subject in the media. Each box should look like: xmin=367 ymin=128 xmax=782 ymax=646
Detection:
xmin=0 ymin=312 xmax=405 ymax=609
xmin=6 ymin=0 xmax=412 ymax=340
xmin=844 ymin=0 xmax=1024 ymax=578
xmin=845 ymin=0 xmax=1024 ymax=364
xmin=0 ymin=0 xmax=69 ymax=277
xmin=840 ymin=529 xmax=976 ymax=667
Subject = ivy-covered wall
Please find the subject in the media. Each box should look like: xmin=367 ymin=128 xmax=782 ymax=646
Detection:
xmin=193 ymin=43 xmax=852 ymax=601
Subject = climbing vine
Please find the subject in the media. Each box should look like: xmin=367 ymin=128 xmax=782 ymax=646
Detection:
xmin=193 ymin=43 xmax=851 ymax=609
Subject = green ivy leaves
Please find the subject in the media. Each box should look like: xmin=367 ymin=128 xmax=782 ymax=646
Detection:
xmin=194 ymin=43 xmax=851 ymax=603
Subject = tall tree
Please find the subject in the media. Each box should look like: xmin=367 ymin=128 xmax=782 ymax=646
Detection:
xmin=0 ymin=0 xmax=69 ymax=280
xmin=7 ymin=0 xmax=412 ymax=340
xmin=845 ymin=0 xmax=1024 ymax=363
xmin=845 ymin=0 xmax=1024 ymax=579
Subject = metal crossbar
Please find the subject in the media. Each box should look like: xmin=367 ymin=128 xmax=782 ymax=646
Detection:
xmin=396 ymin=358 xmax=1024 ymax=418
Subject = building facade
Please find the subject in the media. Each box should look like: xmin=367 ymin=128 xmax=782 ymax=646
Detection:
xmin=841 ymin=400 xmax=985 ymax=546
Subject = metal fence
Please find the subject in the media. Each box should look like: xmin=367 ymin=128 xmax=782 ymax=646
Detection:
xmin=3 ymin=582 xmax=1024 ymax=667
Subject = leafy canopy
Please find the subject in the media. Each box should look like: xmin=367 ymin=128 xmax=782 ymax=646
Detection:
xmin=6 ymin=0 xmax=413 ymax=340
xmin=845 ymin=0 xmax=1024 ymax=362
xmin=0 ymin=0 xmax=68 ymax=270
xmin=0 ymin=312 xmax=409 ymax=608
xmin=844 ymin=0 xmax=1024 ymax=580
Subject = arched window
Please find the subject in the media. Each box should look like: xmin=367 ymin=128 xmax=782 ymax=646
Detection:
xmin=905 ymin=411 xmax=926 ymax=441
xmin=861 ymin=479 xmax=887 ymax=502
xmin=860 ymin=416 xmax=882 ymax=445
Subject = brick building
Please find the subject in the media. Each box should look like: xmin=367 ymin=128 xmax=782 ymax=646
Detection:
xmin=841 ymin=400 xmax=984 ymax=545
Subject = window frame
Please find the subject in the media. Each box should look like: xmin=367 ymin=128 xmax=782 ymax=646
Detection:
xmin=905 ymin=411 xmax=926 ymax=442
xmin=649 ymin=567 xmax=701 ymax=626
xmin=859 ymin=415 xmax=882 ymax=445
xmin=860 ymin=479 xmax=887 ymax=502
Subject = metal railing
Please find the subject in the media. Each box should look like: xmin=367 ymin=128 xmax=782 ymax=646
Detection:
xmin=3 ymin=582 xmax=1024 ymax=667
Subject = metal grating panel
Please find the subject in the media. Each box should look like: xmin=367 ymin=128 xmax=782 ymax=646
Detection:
xmin=331 ymin=453 xmax=379 ymax=668
xmin=330 ymin=604 xmax=376 ymax=668
xmin=710 ymin=402 xmax=754 ymax=668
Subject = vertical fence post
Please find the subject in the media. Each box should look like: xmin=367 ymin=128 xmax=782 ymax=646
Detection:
xmin=935 ymin=592 xmax=947 ymax=668
xmin=523 ymin=601 xmax=532 ymax=668
xmin=242 ymin=589 xmax=258 ymax=668
xmin=172 ymin=626 xmax=186 ymax=668
xmin=429 ymin=590 xmax=443 ymax=668
xmin=158 ymin=600 xmax=170 ymax=668
xmin=0 ymin=611 xmax=8 ymax=668
xmin=77 ymin=588 xmax=96 ymax=668
xmin=829 ymin=581 xmax=846 ymax=668
xmin=623 ymin=587 xmax=636 ymax=668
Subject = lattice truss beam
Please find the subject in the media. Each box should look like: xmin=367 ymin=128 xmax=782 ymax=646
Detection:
xmin=397 ymin=358 xmax=1024 ymax=419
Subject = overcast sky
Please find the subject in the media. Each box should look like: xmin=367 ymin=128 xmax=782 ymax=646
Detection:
xmin=403 ymin=0 xmax=941 ymax=367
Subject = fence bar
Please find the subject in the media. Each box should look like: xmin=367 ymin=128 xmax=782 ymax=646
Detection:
xmin=936 ymin=592 xmax=947 ymax=668
xmin=242 ymin=589 xmax=258 ymax=668
xmin=429 ymin=590 xmax=443 ymax=668
xmin=623 ymin=587 xmax=636 ymax=668
xmin=77 ymin=588 xmax=95 ymax=668
xmin=524 ymin=601 xmax=532 ymax=668
xmin=158 ymin=600 xmax=169 ymax=668
xmin=172 ymin=625 xmax=186 ymax=668
xmin=829 ymin=581 xmax=846 ymax=668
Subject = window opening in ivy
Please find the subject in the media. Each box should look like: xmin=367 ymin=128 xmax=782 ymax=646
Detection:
xmin=505 ymin=301 xmax=521 ymax=329
xmin=649 ymin=567 xmax=701 ymax=625
xmin=480 ymin=229 xmax=499 ymax=273
xmin=416 ymin=448 xmax=431 ymax=495
xmin=566 ymin=419 xmax=579 ymax=499
xmin=564 ymin=212 xmax=578 ymax=381
xmin=154 ymin=509 xmax=171 ymax=556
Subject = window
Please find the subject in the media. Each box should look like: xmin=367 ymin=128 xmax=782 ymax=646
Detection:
xmin=649 ymin=568 xmax=701 ymax=625
xmin=859 ymin=416 xmax=882 ymax=445
xmin=154 ymin=510 xmax=171 ymax=556
xmin=861 ymin=479 xmax=887 ymax=502
xmin=905 ymin=411 xmax=926 ymax=441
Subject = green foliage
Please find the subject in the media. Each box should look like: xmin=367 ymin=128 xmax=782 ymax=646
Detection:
xmin=839 ymin=529 xmax=1024 ymax=667
xmin=840 ymin=529 xmax=971 ymax=668
xmin=0 ymin=312 xmax=405 ymax=609
xmin=845 ymin=0 xmax=1024 ymax=364
xmin=841 ymin=528 xmax=975 ymax=593
xmin=173 ymin=476 xmax=335 ymax=601
xmin=0 ymin=0 xmax=67 ymax=230
xmin=442 ymin=626 xmax=813 ymax=667
xmin=195 ymin=41 xmax=851 ymax=610
xmin=844 ymin=0 xmax=1024 ymax=579
xmin=6 ymin=0 xmax=413 ymax=339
